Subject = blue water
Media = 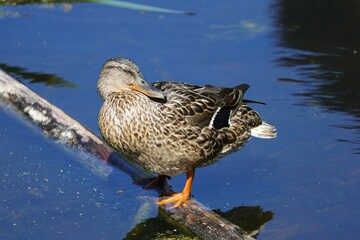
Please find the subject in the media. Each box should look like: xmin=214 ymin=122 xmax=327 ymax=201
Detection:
xmin=1 ymin=0 xmax=360 ymax=239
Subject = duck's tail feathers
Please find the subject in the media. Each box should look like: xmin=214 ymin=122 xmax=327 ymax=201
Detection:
xmin=243 ymin=99 xmax=267 ymax=105
xmin=251 ymin=121 xmax=277 ymax=139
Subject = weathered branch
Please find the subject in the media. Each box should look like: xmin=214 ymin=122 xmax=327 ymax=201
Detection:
xmin=0 ymin=68 xmax=254 ymax=240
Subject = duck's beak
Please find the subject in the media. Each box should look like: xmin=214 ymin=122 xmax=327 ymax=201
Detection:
xmin=130 ymin=78 xmax=165 ymax=99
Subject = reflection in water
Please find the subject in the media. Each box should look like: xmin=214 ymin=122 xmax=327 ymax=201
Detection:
xmin=0 ymin=0 xmax=191 ymax=15
xmin=0 ymin=63 xmax=76 ymax=87
xmin=273 ymin=0 xmax=360 ymax=153
xmin=207 ymin=20 xmax=268 ymax=41
xmin=1 ymin=0 xmax=72 ymax=4
xmin=0 ymin=0 xmax=73 ymax=15
xmin=124 ymin=205 xmax=273 ymax=239
xmin=124 ymin=208 xmax=199 ymax=240
xmin=214 ymin=206 xmax=274 ymax=238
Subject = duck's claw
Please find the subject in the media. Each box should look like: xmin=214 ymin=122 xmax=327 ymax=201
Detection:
xmin=158 ymin=192 xmax=190 ymax=208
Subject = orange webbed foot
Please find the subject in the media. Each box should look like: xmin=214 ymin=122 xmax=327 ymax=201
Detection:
xmin=158 ymin=191 xmax=191 ymax=208
xmin=157 ymin=168 xmax=195 ymax=209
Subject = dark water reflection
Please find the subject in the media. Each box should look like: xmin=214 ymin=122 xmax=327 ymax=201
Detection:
xmin=0 ymin=63 xmax=76 ymax=87
xmin=273 ymin=0 xmax=360 ymax=152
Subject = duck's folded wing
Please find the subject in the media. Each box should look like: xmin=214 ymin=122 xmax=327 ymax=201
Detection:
xmin=153 ymin=81 xmax=248 ymax=129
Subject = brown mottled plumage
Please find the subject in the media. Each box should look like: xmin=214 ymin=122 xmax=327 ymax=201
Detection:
xmin=98 ymin=58 xmax=276 ymax=208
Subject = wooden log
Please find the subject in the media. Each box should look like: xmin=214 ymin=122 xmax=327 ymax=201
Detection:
xmin=0 ymin=68 xmax=254 ymax=240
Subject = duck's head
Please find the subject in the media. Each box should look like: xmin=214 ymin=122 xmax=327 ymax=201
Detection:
xmin=97 ymin=58 xmax=165 ymax=101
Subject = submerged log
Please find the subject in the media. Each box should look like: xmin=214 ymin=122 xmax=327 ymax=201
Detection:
xmin=0 ymin=68 xmax=254 ymax=240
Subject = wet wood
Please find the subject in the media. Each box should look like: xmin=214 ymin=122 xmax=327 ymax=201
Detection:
xmin=160 ymin=199 xmax=254 ymax=240
xmin=0 ymin=68 xmax=254 ymax=240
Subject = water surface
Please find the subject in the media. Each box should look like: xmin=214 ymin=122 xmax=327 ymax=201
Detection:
xmin=1 ymin=0 xmax=359 ymax=239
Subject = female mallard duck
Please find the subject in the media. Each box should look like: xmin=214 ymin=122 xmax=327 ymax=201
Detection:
xmin=98 ymin=58 xmax=276 ymax=208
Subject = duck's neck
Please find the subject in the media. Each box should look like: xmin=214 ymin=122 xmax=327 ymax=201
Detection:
xmin=111 ymin=90 xmax=158 ymax=112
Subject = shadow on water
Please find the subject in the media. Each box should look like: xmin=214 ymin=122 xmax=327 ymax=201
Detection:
xmin=124 ymin=205 xmax=273 ymax=239
xmin=0 ymin=63 xmax=76 ymax=87
xmin=213 ymin=206 xmax=274 ymax=238
xmin=272 ymin=0 xmax=360 ymax=153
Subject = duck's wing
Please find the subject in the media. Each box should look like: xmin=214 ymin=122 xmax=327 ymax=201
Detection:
xmin=153 ymin=81 xmax=248 ymax=129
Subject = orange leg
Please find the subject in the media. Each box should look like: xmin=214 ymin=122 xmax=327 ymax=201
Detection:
xmin=158 ymin=168 xmax=195 ymax=208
